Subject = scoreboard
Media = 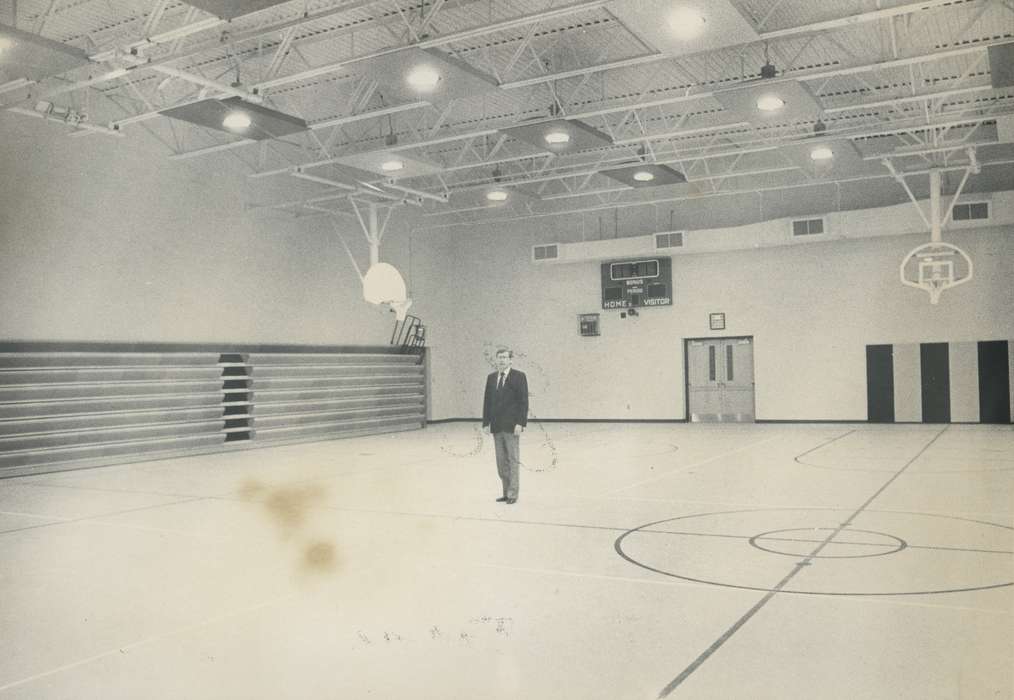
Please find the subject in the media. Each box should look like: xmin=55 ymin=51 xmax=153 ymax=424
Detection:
xmin=601 ymin=257 xmax=672 ymax=309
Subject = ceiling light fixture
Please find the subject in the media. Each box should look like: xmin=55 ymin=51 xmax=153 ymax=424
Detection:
xmin=486 ymin=189 xmax=509 ymax=202
xmin=632 ymin=170 xmax=656 ymax=182
xmin=810 ymin=146 xmax=834 ymax=161
xmin=380 ymin=159 xmax=405 ymax=172
xmin=222 ymin=111 xmax=251 ymax=130
xmin=667 ymin=6 xmax=707 ymax=40
xmin=756 ymin=95 xmax=785 ymax=112
xmin=406 ymin=65 xmax=441 ymax=91
xmin=544 ymin=130 xmax=571 ymax=145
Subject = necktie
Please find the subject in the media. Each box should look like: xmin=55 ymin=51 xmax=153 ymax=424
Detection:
xmin=497 ymin=373 xmax=505 ymax=389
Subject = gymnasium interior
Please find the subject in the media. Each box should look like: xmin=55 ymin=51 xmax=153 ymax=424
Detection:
xmin=1 ymin=1 xmax=1012 ymax=698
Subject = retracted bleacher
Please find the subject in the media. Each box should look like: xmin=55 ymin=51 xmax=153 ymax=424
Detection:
xmin=246 ymin=352 xmax=426 ymax=444
xmin=0 ymin=345 xmax=426 ymax=478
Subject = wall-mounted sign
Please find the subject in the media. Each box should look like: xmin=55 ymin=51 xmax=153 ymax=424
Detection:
xmin=709 ymin=312 xmax=726 ymax=330
xmin=579 ymin=313 xmax=600 ymax=336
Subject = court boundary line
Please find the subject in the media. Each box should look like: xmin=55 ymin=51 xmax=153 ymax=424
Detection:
xmin=0 ymin=498 xmax=206 ymax=537
xmin=655 ymin=425 xmax=951 ymax=698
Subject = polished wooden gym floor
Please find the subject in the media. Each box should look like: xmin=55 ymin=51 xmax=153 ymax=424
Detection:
xmin=1 ymin=422 xmax=1011 ymax=699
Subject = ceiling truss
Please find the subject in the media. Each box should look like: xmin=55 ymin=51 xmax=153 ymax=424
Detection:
xmin=3 ymin=0 xmax=1013 ymax=219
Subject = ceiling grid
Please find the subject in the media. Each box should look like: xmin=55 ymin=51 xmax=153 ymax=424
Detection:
xmin=2 ymin=0 xmax=1013 ymax=221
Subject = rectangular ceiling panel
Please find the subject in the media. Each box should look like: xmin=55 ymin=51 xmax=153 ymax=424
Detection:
xmin=712 ymin=79 xmax=822 ymax=126
xmin=182 ymin=0 xmax=294 ymax=20
xmin=0 ymin=23 xmax=90 ymax=84
xmin=358 ymin=47 xmax=499 ymax=106
xmin=606 ymin=0 xmax=759 ymax=57
xmin=160 ymin=96 xmax=307 ymax=140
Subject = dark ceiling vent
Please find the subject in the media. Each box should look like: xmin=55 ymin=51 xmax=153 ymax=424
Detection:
xmin=533 ymin=244 xmax=559 ymax=262
xmin=792 ymin=218 xmax=825 ymax=236
xmin=952 ymin=202 xmax=989 ymax=221
xmin=655 ymin=232 xmax=684 ymax=249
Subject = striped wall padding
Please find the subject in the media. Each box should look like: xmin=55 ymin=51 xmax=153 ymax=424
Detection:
xmin=866 ymin=340 xmax=1012 ymax=423
xmin=0 ymin=350 xmax=426 ymax=478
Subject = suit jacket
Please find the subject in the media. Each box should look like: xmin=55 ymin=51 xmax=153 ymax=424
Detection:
xmin=482 ymin=369 xmax=529 ymax=433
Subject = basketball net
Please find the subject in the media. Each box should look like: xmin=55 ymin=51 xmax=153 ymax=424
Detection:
xmin=923 ymin=277 xmax=949 ymax=305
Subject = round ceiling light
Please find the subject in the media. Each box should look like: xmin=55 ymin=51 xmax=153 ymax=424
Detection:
xmin=632 ymin=170 xmax=656 ymax=182
xmin=222 ymin=111 xmax=252 ymax=130
xmin=810 ymin=146 xmax=834 ymax=161
xmin=756 ymin=95 xmax=785 ymax=112
xmin=380 ymin=159 xmax=405 ymax=172
xmin=486 ymin=189 xmax=509 ymax=202
xmin=544 ymin=130 xmax=571 ymax=145
xmin=406 ymin=65 xmax=441 ymax=90
xmin=667 ymin=6 xmax=707 ymax=40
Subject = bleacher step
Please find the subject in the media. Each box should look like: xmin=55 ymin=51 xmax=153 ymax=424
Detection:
xmin=0 ymin=348 xmax=425 ymax=476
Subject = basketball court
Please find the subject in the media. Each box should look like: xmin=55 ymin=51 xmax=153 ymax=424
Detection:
xmin=2 ymin=0 xmax=1014 ymax=698
xmin=1 ymin=422 xmax=1010 ymax=699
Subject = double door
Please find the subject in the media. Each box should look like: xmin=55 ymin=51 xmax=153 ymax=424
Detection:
xmin=686 ymin=337 xmax=755 ymax=422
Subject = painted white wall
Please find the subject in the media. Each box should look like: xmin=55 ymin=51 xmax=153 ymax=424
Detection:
xmin=2 ymin=113 xmax=1011 ymax=422
xmin=0 ymin=114 xmax=446 ymax=346
xmin=949 ymin=342 xmax=980 ymax=423
xmin=423 ymin=206 xmax=1014 ymax=421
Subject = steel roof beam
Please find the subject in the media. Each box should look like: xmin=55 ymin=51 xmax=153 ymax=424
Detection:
xmin=253 ymin=0 xmax=613 ymax=91
xmin=123 ymin=16 xmax=1013 ymax=167
xmin=419 ymin=158 xmax=1014 ymax=226
xmin=756 ymin=0 xmax=974 ymax=40
xmin=823 ymin=86 xmax=993 ymax=113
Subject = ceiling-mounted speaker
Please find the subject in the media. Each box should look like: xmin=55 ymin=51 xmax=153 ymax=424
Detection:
xmin=988 ymin=42 xmax=1014 ymax=88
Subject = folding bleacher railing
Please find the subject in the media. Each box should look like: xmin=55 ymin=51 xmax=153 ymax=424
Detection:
xmin=390 ymin=314 xmax=426 ymax=356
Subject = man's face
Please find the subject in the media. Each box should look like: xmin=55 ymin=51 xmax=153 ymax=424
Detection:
xmin=495 ymin=351 xmax=511 ymax=372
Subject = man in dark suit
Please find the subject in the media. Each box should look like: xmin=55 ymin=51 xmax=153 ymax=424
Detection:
xmin=482 ymin=347 xmax=528 ymax=504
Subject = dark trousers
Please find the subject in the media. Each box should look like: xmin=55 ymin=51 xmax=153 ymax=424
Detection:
xmin=493 ymin=431 xmax=520 ymax=500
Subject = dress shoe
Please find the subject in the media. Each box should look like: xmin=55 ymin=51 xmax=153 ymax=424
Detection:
xmin=506 ymin=498 xmax=517 ymax=504
xmin=495 ymin=497 xmax=507 ymax=502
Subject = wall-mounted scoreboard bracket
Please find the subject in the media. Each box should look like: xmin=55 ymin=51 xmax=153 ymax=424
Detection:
xmin=601 ymin=257 xmax=673 ymax=310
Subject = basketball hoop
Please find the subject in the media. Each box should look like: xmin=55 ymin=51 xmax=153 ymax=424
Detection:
xmin=362 ymin=262 xmax=407 ymax=304
xmin=899 ymin=242 xmax=973 ymax=304
xmin=362 ymin=262 xmax=413 ymax=319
